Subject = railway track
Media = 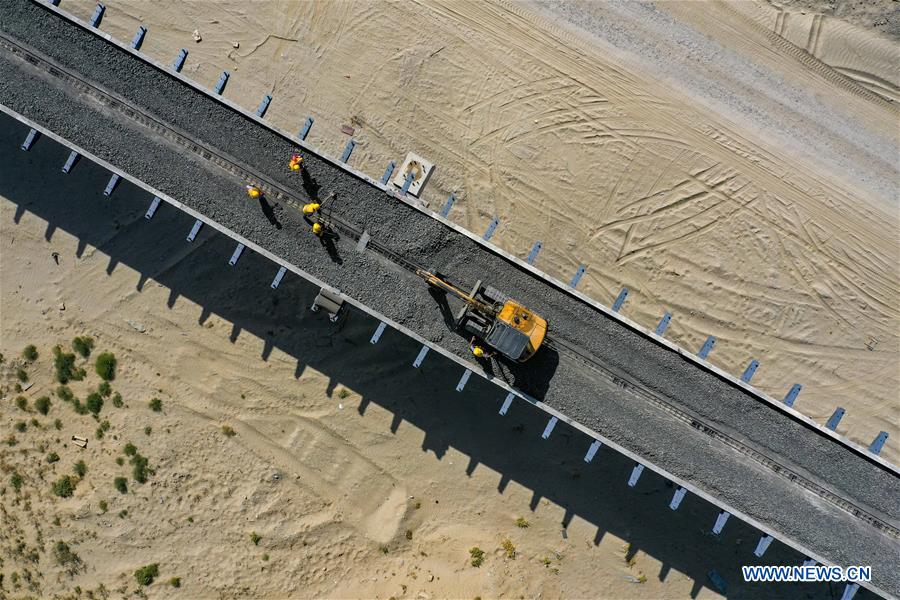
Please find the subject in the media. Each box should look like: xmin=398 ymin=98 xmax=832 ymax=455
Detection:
xmin=2 ymin=20 xmax=897 ymax=580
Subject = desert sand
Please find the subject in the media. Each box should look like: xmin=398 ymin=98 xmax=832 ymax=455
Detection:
xmin=2 ymin=0 xmax=897 ymax=598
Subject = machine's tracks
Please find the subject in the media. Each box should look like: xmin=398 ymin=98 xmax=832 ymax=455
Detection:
xmin=3 ymin=30 xmax=897 ymax=542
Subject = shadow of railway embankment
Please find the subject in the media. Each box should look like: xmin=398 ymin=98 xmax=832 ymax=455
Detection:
xmin=0 ymin=115 xmax=857 ymax=599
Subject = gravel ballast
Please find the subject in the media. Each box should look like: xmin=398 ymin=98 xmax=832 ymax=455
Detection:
xmin=1 ymin=1 xmax=897 ymax=593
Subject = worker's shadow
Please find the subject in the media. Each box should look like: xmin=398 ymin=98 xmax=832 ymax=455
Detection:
xmin=319 ymin=231 xmax=342 ymax=265
xmin=300 ymin=168 xmax=320 ymax=202
xmin=257 ymin=197 xmax=282 ymax=229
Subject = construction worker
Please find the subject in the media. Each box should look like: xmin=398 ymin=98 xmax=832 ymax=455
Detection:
xmin=246 ymin=185 xmax=262 ymax=200
xmin=302 ymin=202 xmax=321 ymax=215
xmin=289 ymin=153 xmax=303 ymax=172
xmin=470 ymin=337 xmax=495 ymax=359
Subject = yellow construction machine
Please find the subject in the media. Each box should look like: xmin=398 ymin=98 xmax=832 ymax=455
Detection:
xmin=416 ymin=268 xmax=547 ymax=362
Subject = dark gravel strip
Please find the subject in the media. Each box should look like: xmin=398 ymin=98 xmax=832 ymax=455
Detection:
xmin=1 ymin=1 xmax=897 ymax=592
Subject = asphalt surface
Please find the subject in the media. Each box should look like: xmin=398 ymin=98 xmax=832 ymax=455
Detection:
xmin=1 ymin=1 xmax=897 ymax=593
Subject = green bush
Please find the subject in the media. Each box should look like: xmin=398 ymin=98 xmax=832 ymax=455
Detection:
xmin=250 ymin=532 xmax=262 ymax=546
xmin=149 ymin=398 xmax=162 ymax=412
xmin=95 ymin=427 xmax=105 ymax=440
xmin=53 ymin=541 xmax=83 ymax=575
xmin=112 ymin=392 xmax=123 ymax=408
xmin=52 ymin=475 xmax=76 ymax=498
xmin=15 ymin=396 xmax=27 ymax=411
xmin=221 ymin=425 xmax=236 ymax=437
xmin=35 ymin=396 xmax=51 ymax=415
xmin=16 ymin=368 xmax=28 ymax=383
xmin=57 ymin=386 xmax=75 ymax=403
xmin=98 ymin=381 xmax=112 ymax=398
xmin=114 ymin=477 xmax=128 ymax=494
xmin=169 ymin=577 xmax=181 ymax=588
xmin=144 ymin=426 xmax=152 ymax=436
xmin=115 ymin=457 xmax=124 ymax=466
xmin=15 ymin=421 xmax=26 ymax=433
xmin=22 ymin=345 xmax=38 ymax=361
xmin=134 ymin=563 xmax=159 ymax=586
xmin=73 ymin=460 xmax=87 ymax=477
xmin=100 ymin=420 xmax=110 ymax=432
xmin=10 ymin=472 xmax=23 ymax=492
xmin=85 ymin=393 xmax=103 ymax=416
xmin=131 ymin=454 xmax=150 ymax=483
xmin=72 ymin=336 xmax=94 ymax=358
xmin=46 ymin=452 xmax=60 ymax=464
xmin=469 ymin=547 xmax=485 ymax=567
xmin=53 ymin=346 xmax=85 ymax=384
xmin=72 ymin=399 xmax=89 ymax=415
xmin=54 ymin=418 xmax=63 ymax=430
xmin=99 ymin=500 xmax=108 ymax=513
xmin=94 ymin=352 xmax=117 ymax=381
xmin=124 ymin=442 xmax=137 ymax=456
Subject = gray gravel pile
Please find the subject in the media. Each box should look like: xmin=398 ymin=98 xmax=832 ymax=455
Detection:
xmin=1 ymin=1 xmax=897 ymax=592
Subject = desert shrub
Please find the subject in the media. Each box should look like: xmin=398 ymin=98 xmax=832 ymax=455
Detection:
xmin=118 ymin=510 xmax=128 ymax=518
xmin=94 ymin=353 xmax=116 ymax=381
xmin=95 ymin=427 xmax=104 ymax=440
xmin=405 ymin=529 xmax=413 ymax=540
xmin=99 ymin=500 xmax=108 ymax=513
xmin=54 ymin=418 xmax=63 ymax=430
xmin=5 ymin=434 xmax=17 ymax=446
xmin=115 ymin=457 xmax=124 ymax=466
xmin=85 ymin=393 xmax=103 ymax=416
xmin=221 ymin=425 xmax=236 ymax=437
xmin=123 ymin=443 xmax=137 ymax=456
xmin=52 ymin=475 xmax=76 ymax=498
xmin=337 ymin=388 xmax=350 ymax=399
xmin=131 ymin=454 xmax=149 ymax=483
xmin=73 ymin=460 xmax=87 ymax=477
xmin=469 ymin=547 xmax=485 ymax=567
xmin=15 ymin=421 xmax=26 ymax=433
xmin=54 ymin=541 xmax=83 ymax=575
xmin=10 ymin=472 xmax=23 ymax=492
xmin=14 ymin=383 xmax=22 ymax=393
xmin=16 ymin=369 xmax=28 ymax=383
xmin=149 ymin=398 xmax=162 ymax=412
xmin=98 ymin=381 xmax=111 ymax=398
xmin=144 ymin=426 xmax=152 ymax=436
xmin=114 ymin=477 xmax=128 ymax=494
xmin=34 ymin=396 xmax=51 ymax=415
xmin=15 ymin=396 xmax=28 ymax=411
xmin=46 ymin=452 xmax=60 ymax=464
xmin=53 ymin=346 xmax=85 ymax=384
xmin=134 ymin=563 xmax=159 ymax=586
xmin=57 ymin=386 xmax=75 ymax=403
xmin=72 ymin=399 xmax=89 ymax=415
xmin=515 ymin=517 xmax=529 ymax=528
xmin=72 ymin=336 xmax=94 ymax=358
xmin=250 ymin=532 xmax=261 ymax=546
xmin=30 ymin=418 xmax=40 ymax=428
xmin=22 ymin=345 xmax=38 ymax=361
xmin=100 ymin=420 xmax=110 ymax=432
xmin=112 ymin=392 xmax=123 ymax=408
xmin=501 ymin=539 xmax=516 ymax=559
xmin=169 ymin=577 xmax=181 ymax=588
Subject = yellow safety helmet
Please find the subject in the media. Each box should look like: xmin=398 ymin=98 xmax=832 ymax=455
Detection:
xmin=312 ymin=222 xmax=324 ymax=235
xmin=246 ymin=186 xmax=261 ymax=199
xmin=473 ymin=346 xmax=484 ymax=357
xmin=290 ymin=162 xmax=301 ymax=171
xmin=302 ymin=203 xmax=321 ymax=215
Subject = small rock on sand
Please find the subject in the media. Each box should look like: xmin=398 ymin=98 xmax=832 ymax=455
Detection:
xmin=127 ymin=320 xmax=146 ymax=333
xmin=192 ymin=29 xmax=202 ymax=42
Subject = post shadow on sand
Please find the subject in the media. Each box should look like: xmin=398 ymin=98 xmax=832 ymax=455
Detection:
xmin=0 ymin=115 xmax=868 ymax=600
